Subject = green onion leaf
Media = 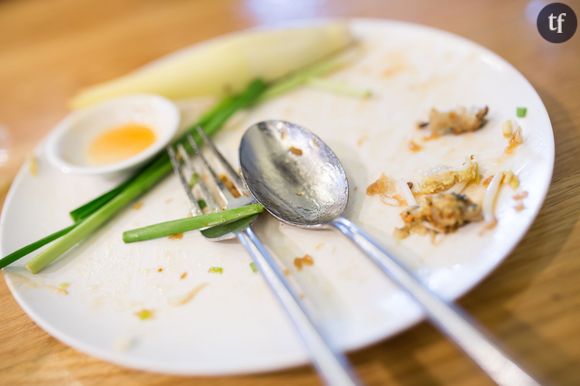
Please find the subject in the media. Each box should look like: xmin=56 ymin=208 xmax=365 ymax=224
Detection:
xmin=0 ymin=224 xmax=76 ymax=269
xmin=122 ymin=204 xmax=263 ymax=243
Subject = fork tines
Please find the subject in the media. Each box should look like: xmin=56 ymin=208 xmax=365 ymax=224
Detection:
xmin=167 ymin=128 xmax=250 ymax=216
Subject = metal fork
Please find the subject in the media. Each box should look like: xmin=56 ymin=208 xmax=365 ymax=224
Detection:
xmin=167 ymin=127 xmax=361 ymax=386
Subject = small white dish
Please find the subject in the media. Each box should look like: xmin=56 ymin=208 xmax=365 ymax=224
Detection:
xmin=45 ymin=95 xmax=180 ymax=175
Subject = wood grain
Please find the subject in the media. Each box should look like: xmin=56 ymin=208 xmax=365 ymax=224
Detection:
xmin=1 ymin=0 xmax=579 ymax=385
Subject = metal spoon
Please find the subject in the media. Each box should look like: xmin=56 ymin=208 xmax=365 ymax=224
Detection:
xmin=239 ymin=120 xmax=540 ymax=386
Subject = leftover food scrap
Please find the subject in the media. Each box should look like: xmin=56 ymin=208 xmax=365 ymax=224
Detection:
xmin=408 ymin=140 xmax=422 ymax=152
xmin=168 ymin=232 xmax=184 ymax=240
xmin=502 ymin=120 xmax=524 ymax=154
xmin=418 ymin=106 xmax=489 ymax=137
xmin=395 ymin=193 xmax=483 ymax=240
xmin=288 ymin=146 xmax=304 ymax=156
xmin=366 ymin=174 xmax=408 ymax=206
xmin=219 ymin=174 xmax=241 ymax=198
xmin=414 ymin=157 xmax=481 ymax=195
xmin=482 ymin=170 xmax=522 ymax=225
xmin=135 ymin=309 xmax=155 ymax=320
xmin=208 ymin=266 xmax=224 ymax=274
xmin=171 ymin=283 xmax=208 ymax=306
xmin=294 ymin=254 xmax=314 ymax=271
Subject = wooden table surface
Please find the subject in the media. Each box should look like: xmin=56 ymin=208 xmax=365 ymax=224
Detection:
xmin=1 ymin=0 xmax=579 ymax=385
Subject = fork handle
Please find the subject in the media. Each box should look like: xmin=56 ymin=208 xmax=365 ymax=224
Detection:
xmin=332 ymin=217 xmax=540 ymax=386
xmin=237 ymin=227 xmax=361 ymax=386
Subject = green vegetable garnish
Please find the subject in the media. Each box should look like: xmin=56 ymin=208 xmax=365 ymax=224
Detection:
xmin=208 ymin=266 xmax=223 ymax=274
xmin=135 ymin=309 xmax=154 ymax=320
xmin=122 ymin=204 xmax=264 ymax=243
xmin=197 ymin=199 xmax=207 ymax=210
xmin=0 ymin=225 xmax=75 ymax=269
xmin=249 ymin=262 xmax=258 ymax=273
xmin=516 ymin=107 xmax=527 ymax=118
xmin=189 ymin=173 xmax=200 ymax=188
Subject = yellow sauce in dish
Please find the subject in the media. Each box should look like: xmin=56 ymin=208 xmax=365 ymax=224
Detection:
xmin=88 ymin=123 xmax=156 ymax=166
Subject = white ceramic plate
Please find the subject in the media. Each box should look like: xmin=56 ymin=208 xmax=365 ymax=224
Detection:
xmin=0 ymin=19 xmax=554 ymax=375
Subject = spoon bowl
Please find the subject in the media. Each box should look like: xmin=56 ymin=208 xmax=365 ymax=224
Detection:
xmin=239 ymin=120 xmax=348 ymax=227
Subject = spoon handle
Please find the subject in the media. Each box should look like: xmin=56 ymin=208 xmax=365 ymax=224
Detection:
xmin=332 ymin=217 xmax=540 ymax=386
xmin=237 ymin=226 xmax=361 ymax=386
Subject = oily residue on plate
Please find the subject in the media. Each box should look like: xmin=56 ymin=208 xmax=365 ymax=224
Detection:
xmin=8 ymin=272 xmax=70 ymax=295
xmin=170 ymin=283 xmax=209 ymax=306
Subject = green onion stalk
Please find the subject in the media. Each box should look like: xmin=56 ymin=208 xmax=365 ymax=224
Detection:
xmin=0 ymin=50 xmax=350 ymax=273
xmin=122 ymin=204 xmax=264 ymax=243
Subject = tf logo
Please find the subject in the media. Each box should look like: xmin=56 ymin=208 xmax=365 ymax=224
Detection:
xmin=537 ymin=2 xmax=577 ymax=43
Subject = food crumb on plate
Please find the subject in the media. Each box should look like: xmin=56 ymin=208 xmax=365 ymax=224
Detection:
xmin=157 ymin=267 xmax=164 ymax=273
xmin=288 ymin=146 xmax=303 ymax=156
xmin=408 ymin=140 xmax=422 ymax=152
xmin=180 ymin=272 xmax=188 ymax=280
xmin=132 ymin=201 xmax=144 ymax=210
xmin=219 ymin=174 xmax=241 ymax=198
xmin=513 ymin=191 xmax=529 ymax=200
xmin=135 ymin=309 xmax=154 ymax=320
xmin=249 ymin=262 xmax=258 ymax=273
xmin=294 ymin=254 xmax=314 ymax=271
xmin=367 ymin=174 xmax=395 ymax=196
xmin=168 ymin=233 xmax=183 ymax=240
xmin=503 ymin=120 xmax=524 ymax=154
xmin=479 ymin=219 xmax=498 ymax=235
xmin=503 ymin=170 xmax=520 ymax=189
xmin=367 ymin=174 xmax=411 ymax=206
xmin=414 ymin=157 xmax=480 ymax=195
xmin=208 ymin=266 xmax=223 ymax=274
xmin=482 ymin=175 xmax=493 ymax=187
